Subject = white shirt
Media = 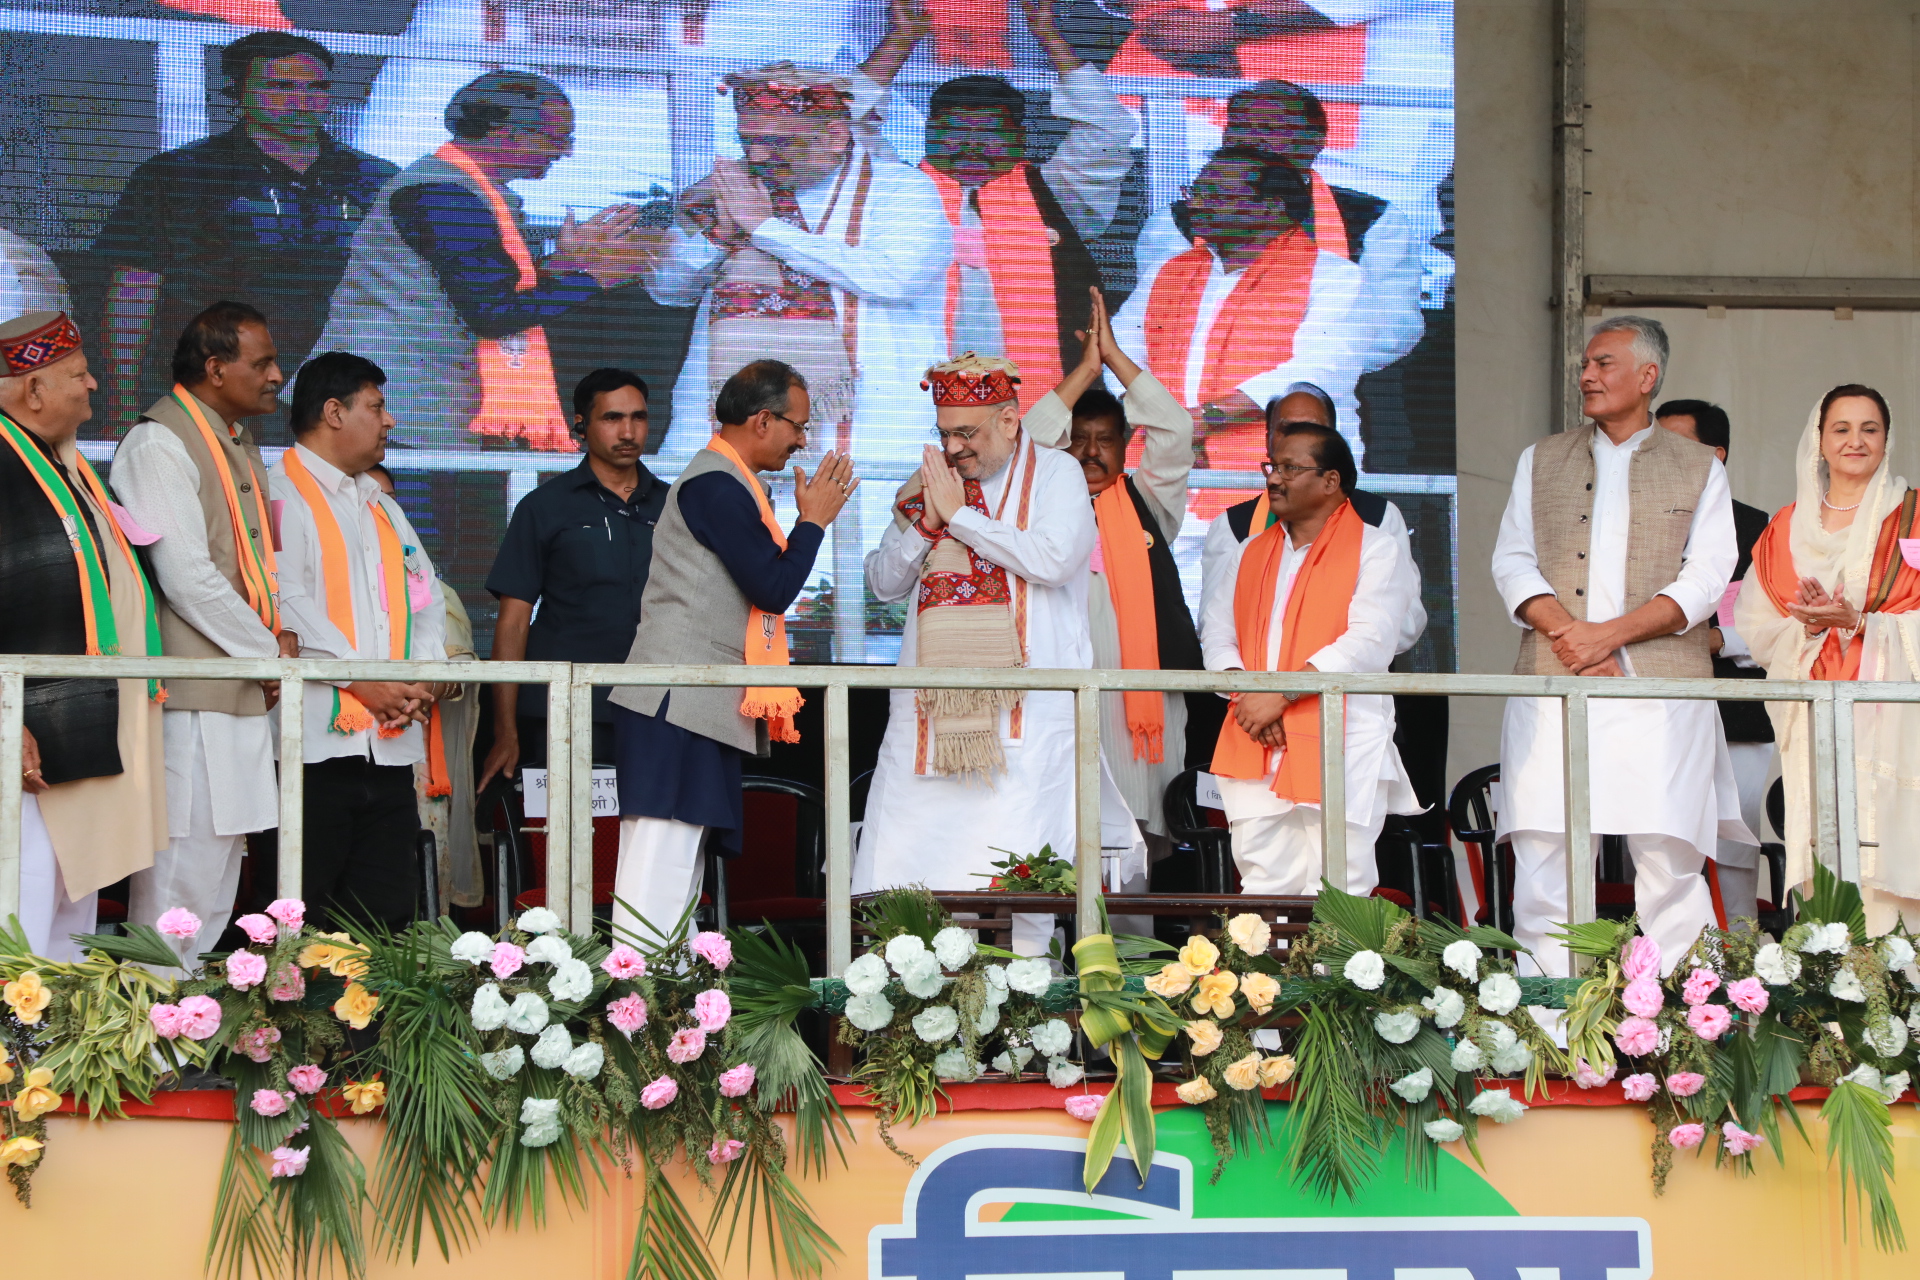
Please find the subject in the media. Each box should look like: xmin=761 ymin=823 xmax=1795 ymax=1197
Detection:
xmin=270 ymin=444 xmax=448 ymax=767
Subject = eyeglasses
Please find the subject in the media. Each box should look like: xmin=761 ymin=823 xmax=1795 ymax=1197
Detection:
xmin=1261 ymin=461 xmax=1329 ymax=480
xmin=767 ymin=409 xmax=810 ymax=433
xmin=930 ymin=423 xmax=989 ymax=445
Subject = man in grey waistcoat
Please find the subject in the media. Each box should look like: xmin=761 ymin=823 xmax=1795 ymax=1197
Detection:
xmin=1490 ymin=316 xmax=1746 ymax=977
xmin=606 ymin=360 xmax=857 ymax=938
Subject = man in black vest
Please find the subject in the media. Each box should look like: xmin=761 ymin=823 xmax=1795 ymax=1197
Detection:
xmin=1657 ymin=398 xmax=1772 ymax=925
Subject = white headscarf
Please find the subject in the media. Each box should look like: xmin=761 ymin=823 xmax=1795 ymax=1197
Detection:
xmin=1785 ymin=390 xmax=1907 ymax=606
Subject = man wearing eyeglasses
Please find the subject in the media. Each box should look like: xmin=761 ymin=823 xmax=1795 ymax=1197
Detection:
xmin=1198 ymin=418 xmax=1418 ymax=898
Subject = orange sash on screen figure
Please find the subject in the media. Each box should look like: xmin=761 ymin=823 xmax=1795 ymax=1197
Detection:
xmin=704 ymin=437 xmax=804 ymax=743
xmin=1752 ymin=492 xmax=1920 ymax=680
xmin=1092 ymin=481 xmax=1164 ymax=762
xmin=433 ymin=143 xmax=573 ymax=453
xmin=1210 ymin=498 xmax=1363 ymax=805
xmin=1145 ymin=226 xmax=1317 ymax=408
xmin=924 ymin=163 xmax=1060 ymax=412
xmin=1307 ymin=172 xmax=1349 ymax=261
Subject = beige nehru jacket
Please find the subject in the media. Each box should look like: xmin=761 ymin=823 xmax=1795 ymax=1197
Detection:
xmin=1516 ymin=423 xmax=1717 ymax=678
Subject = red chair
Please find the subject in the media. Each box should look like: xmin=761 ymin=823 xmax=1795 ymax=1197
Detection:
xmin=722 ymin=777 xmax=827 ymax=947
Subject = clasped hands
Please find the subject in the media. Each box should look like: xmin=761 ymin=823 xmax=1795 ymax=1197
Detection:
xmin=1545 ymin=619 xmax=1625 ymax=678
xmin=1785 ymin=576 xmax=1859 ymax=638
xmin=915 ymin=445 xmax=966 ymax=533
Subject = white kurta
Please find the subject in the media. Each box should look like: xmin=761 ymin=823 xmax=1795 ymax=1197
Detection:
xmin=1025 ymin=371 xmax=1193 ymax=836
xmin=271 ymin=445 xmax=448 ymax=768
xmin=1491 ymin=426 xmax=1748 ymax=856
xmin=854 ymin=441 xmax=1144 ymax=897
xmin=1201 ymin=520 xmax=1418 ymax=832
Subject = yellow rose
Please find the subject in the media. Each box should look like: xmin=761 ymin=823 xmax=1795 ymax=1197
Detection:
xmin=340 ymin=1078 xmax=387 ymax=1115
xmin=0 ymin=1135 xmax=44 ymax=1167
xmin=1190 ymin=971 xmax=1238 ymax=1019
xmin=1177 ymin=935 xmax=1220 ymax=977
xmin=299 ymin=932 xmax=367 ymax=978
xmin=1184 ymin=1019 xmax=1224 ymax=1056
xmin=13 ymin=1066 xmax=61 ymax=1122
xmin=1174 ymin=1076 xmax=1217 ymax=1105
xmin=1222 ymin=1051 xmax=1263 ymax=1092
xmin=332 ymin=982 xmax=380 ymax=1030
xmin=1226 ymin=913 xmax=1272 ymax=957
xmin=1258 ymin=1054 xmax=1297 ymax=1089
xmin=1144 ymin=962 xmax=1193 ymax=999
xmin=4 ymin=971 xmax=52 ymax=1025
xmin=0 ymin=1042 xmax=14 ymax=1085
xmin=1239 ymin=971 xmax=1281 ymax=1015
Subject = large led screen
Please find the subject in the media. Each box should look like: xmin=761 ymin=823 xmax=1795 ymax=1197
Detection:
xmin=1 ymin=0 xmax=1454 ymax=666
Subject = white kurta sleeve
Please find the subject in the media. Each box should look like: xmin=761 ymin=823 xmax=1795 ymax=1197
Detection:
xmin=1234 ymin=252 xmax=1364 ymax=408
xmin=645 ymin=225 xmax=725 ymax=307
xmin=1491 ymin=444 xmax=1554 ymax=626
xmin=1131 ymin=205 xmax=1189 ymax=289
xmin=1036 ymin=63 xmax=1136 ymax=242
xmin=1111 ymin=262 xmax=1155 ymax=377
xmin=1122 ymin=372 xmax=1194 ymax=539
xmin=1655 ymin=458 xmax=1738 ymax=630
xmin=1373 ymin=498 xmax=1427 ymax=655
xmin=1733 ymin=571 xmax=1805 ymax=676
xmin=1341 ymin=205 xmax=1426 ymax=375
xmin=110 ymin=425 xmax=280 ymax=660
xmin=749 ymin=160 xmax=952 ymax=301
xmin=1201 ymin=521 xmax=1247 ymax=672
xmin=865 ymin=516 xmax=935 ymax=604
xmin=1022 ymin=389 xmax=1073 ymax=448
xmin=1307 ymin=526 xmax=1414 ymax=673
xmin=945 ymin=456 xmax=1096 ymax=589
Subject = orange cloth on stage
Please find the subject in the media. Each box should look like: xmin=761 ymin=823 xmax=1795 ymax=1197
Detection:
xmin=1092 ymin=481 xmax=1164 ymax=763
xmin=704 ymin=437 xmax=804 ymax=743
xmin=925 ymin=163 xmax=1060 ymax=412
xmin=1210 ymin=498 xmax=1363 ymax=804
xmin=1753 ymin=490 xmax=1920 ymax=680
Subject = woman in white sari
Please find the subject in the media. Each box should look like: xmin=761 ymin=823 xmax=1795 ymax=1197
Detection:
xmin=1734 ymin=385 xmax=1920 ymax=932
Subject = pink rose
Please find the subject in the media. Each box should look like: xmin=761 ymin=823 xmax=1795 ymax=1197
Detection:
xmin=640 ymin=1076 xmax=679 ymax=1110
xmin=265 ymin=899 xmax=305 ymax=931
xmin=491 ymin=942 xmax=526 ymax=980
xmin=1621 ymin=977 xmax=1665 ymax=1018
xmin=601 ymin=945 xmax=647 ymax=980
xmin=156 ymin=907 xmax=202 ymax=939
xmin=1722 ymin=1122 xmax=1765 ymax=1156
xmin=1726 ymin=977 xmax=1769 ymax=1015
xmin=1573 ymin=1058 xmax=1617 ymax=1089
xmin=270 ymin=1146 xmax=309 ymax=1177
xmin=1621 ymin=1072 xmax=1658 ymax=1102
xmin=708 ymin=1137 xmax=746 ymax=1164
xmin=235 ymin=1025 xmax=283 ymax=1063
xmin=1065 ymin=1094 xmax=1103 ymax=1121
xmin=690 ymin=931 xmax=733 ymax=971
xmin=1680 ymin=968 xmax=1722 ymax=1007
xmin=667 ymin=1027 xmax=708 ymax=1064
xmin=1665 ymin=1071 xmax=1706 ymax=1098
xmin=1613 ymin=1016 xmax=1660 ymax=1057
xmin=718 ymin=1063 xmax=757 ymax=1098
xmin=226 ymin=950 xmax=268 ymax=990
xmin=693 ymin=989 xmax=731 ymax=1034
xmin=268 ymin=964 xmax=306 ymax=1003
xmin=1621 ymin=935 xmax=1662 ymax=982
xmin=149 ymin=1003 xmax=187 ymax=1038
xmin=607 ymin=993 xmax=648 ymax=1038
xmin=287 ymin=1064 xmax=327 ymax=1095
xmin=1668 ymin=1122 xmax=1706 ymax=1150
xmin=177 ymin=995 xmax=222 ymax=1040
xmin=235 ymin=914 xmax=278 ymax=945
xmin=250 ymin=1088 xmax=292 ymax=1117
xmin=1687 ymin=1003 xmax=1732 ymax=1041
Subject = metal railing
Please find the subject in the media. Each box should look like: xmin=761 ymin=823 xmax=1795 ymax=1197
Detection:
xmin=0 ymin=656 xmax=1911 ymax=972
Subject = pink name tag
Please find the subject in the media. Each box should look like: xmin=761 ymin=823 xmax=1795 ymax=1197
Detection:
xmin=1717 ymin=579 xmax=1743 ymax=628
xmin=1089 ymin=535 xmax=1105 ymax=576
xmin=108 ymin=501 xmax=161 ymax=546
xmin=376 ymin=570 xmax=434 ymax=615
xmin=952 ymin=225 xmax=988 ymax=270
xmin=1901 ymin=538 xmax=1920 ymax=572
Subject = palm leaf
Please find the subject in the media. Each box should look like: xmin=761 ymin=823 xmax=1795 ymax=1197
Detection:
xmin=1287 ymin=1002 xmax=1383 ymax=1200
xmin=207 ymin=1128 xmax=284 ymax=1280
xmin=281 ymin=1114 xmax=370 ymax=1278
xmin=632 ymin=1167 xmax=723 ymax=1280
xmin=1821 ymin=1079 xmax=1904 ymax=1250
xmin=1796 ymin=862 xmax=1867 ymax=941
xmin=68 ymin=923 xmax=185 ymax=970
xmin=1546 ymin=918 xmax=1636 ymax=961
xmin=1308 ymin=882 xmax=1402 ymax=951
xmin=710 ymin=1147 xmax=841 ymax=1279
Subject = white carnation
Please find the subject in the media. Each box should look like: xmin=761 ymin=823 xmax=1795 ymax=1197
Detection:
xmin=1878 ymin=935 xmax=1916 ymax=972
xmin=932 ymin=1047 xmax=979 ymax=1082
xmin=1905 ymin=963 xmax=1920 ymax=993
xmin=1865 ymin=1015 xmax=1910 ymax=1059
xmin=450 ymin=932 xmax=494 ymax=966
xmin=530 ymin=1024 xmax=574 ymax=1069
xmin=1374 ymin=1010 xmax=1420 ymax=1044
xmin=518 ymin=1096 xmax=563 ymax=1147
xmin=505 ymin=992 xmax=551 ymax=1034
xmin=526 ymin=934 xmax=571 ymax=966
xmin=1004 ymin=957 xmax=1054 ymax=997
xmin=843 ymin=952 xmax=890 ymax=997
xmin=549 ymin=957 xmax=594 ymax=1004
xmin=1343 ymin=950 xmax=1386 ymax=990
xmin=1478 ymin=972 xmax=1522 ymax=1016
xmin=1830 ymin=967 xmax=1868 ymax=1003
xmin=1490 ymin=1036 xmax=1534 ymax=1077
xmin=1754 ymin=942 xmax=1803 ymax=985
xmin=1842 ymin=1063 xmax=1907 ymax=1105
xmin=1442 ymin=940 xmax=1482 ymax=982
xmin=1424 ymin=1118 xmax=1464 ymax=1143
xmin=844 ymin=991 xmax=895 ymax=1031
xmin=561 ymin=1041 xmax=605 ymax=1080
xmin=1422 ymin=987 xmax=1466 ymax=1029
xmin=932 ymin=927 xmax=978 ymax=970
xmin=1450 ymin=1037 xmax=1486 ymax=1073
xmin=1046 ymin=1056 xmax=1084 ymax=1088
xmin=1389 ymin=1067 xmax=1434 ymax=1103
xmin=899 ymin=953 xmax=949 ymax=1000
xmin=991 ymin=1046 xmax=1036 ymax=1075
xmin=911 ymin=1005 xmax=960 ymax=1043
xmin=1467 ymin=1087 xmax=1528 ymax=1124
xmin=515 ymin=907 xmax=563 ymax=936
xmin=1800 ymin=921 xmax=1852 ymax=955
xmin=974 ymin=1002 xmax=1001 ymax=1035
xmin=1908 ymin=1008 xmax=1920 ymax=1039
xmin=1882 ymin=1071 xmax=1912 ymax=1105
xmin=470 ymin=982 xmax=509 ymax=1032
xmin=479 ymin=1046 xmax=524 ymax=1080
xmin=982 ymin=964 xmax=1011 ymax=1003
xmin=1029 ymin=1018 xmax=1073 ymax=1057
xmin=884 ymin=934 xmax=929 ymax=974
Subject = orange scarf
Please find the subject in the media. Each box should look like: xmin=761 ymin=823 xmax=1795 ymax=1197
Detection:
xmin=170 ymin=385 xmax=279 ymax=633
xmin=433 ymin=143 xmax=573 ymax=453
xmin=1307 ymin=172 xmax=1349 ymax=261
xmin=1146 ymin=226 xmax=1318 ymax=409
xmin=283 ymin=448 xmax=412 ymax=737
xmin=1753 ymin=492 xmax=1920 ymax=680
xmin=1092 ymin=480 xmax=1163 ymax=762
xmin=1211 ymin=499 xmax=1363 ymax=804
xmin=704 ymin=438 xmax=803 ymax=743
xmin=924 ymin=162 xmax=1059 ymax=412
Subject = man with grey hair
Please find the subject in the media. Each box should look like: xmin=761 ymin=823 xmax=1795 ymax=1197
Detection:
xmin=312 ymin=71 xmax=648 ymax=451
xmin=1491 ymin=315 xmax=1748 ymax=976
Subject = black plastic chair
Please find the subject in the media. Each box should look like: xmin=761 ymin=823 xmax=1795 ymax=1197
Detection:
xmin=1447 ymin=764 xmax=1509 ymax=935
xmin=1162 ymin=768 xmax=1234 ymax=894
xmin=1759 ymin=777 xmax=1792 ymax=934
xmin=1374 ymin=816 xmax=1462 ymax=923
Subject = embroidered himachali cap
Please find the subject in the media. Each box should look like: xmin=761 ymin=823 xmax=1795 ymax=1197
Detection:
xmin=722 ymin=62 xmax=854 ymax=116
xmin=0 ymin=311 xmax=82 ymax=377
xmin=923 ymin=352 xmax=1021 ymax=406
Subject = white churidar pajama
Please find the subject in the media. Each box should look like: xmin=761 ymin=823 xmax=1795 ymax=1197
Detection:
xmin=19 ymin=794 xmax=95 ymax=962
xmin=613 ymin=817 xmax=707 ymax=944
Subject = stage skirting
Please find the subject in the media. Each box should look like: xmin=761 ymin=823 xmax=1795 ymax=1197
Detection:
xmin=8 ymin=1087 xmax=1918 ymax=1278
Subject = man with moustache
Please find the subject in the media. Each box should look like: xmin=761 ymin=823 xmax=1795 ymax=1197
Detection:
xmin=110 ymin=302 xmax=300 ymax=959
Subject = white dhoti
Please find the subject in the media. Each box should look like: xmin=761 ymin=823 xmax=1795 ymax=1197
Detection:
xmin=19 ymin=793 xmax=95 ymax=962
xmin=1714 ymin=738 xmax=1775 ymax=926
xmin=612 ymin=816 xmax=707 ymax=944
xmin=1228 ymin=780 xmax=1396 ymax=897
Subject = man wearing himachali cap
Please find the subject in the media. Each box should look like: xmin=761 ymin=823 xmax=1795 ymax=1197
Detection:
xmin=854 ymin=354 xmax=1146 ymax=955
xmin=0 ymin=312 xmax=167 ymax=959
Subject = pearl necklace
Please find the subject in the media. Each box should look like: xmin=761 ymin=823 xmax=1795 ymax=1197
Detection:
xmin=1822 ymin=495 xmax=1862 ymax=511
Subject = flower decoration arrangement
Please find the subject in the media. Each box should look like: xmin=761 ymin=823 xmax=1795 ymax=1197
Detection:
xmin=1556 ymin=865 xmax=1920 ymax=1250
xmin=975 ymin=845 xmax=1077 ymax=895
xmin=1148 ymin=887 xmax=1551 ymax=1198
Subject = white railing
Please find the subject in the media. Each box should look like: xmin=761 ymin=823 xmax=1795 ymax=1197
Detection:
xmin=0 ymin=656 xmax=1906 ymax=974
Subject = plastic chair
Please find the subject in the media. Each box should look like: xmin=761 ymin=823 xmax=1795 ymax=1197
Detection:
xmin=1447 ymin=764 xmax=1509 ymax=934
xmin=1161 ymin=768 xmax=1235 ymax=894
xmin=1759 ymin=777 xmax=1792 ymax=934
xmin=724 ymin=776 xmax=829 ymax=965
